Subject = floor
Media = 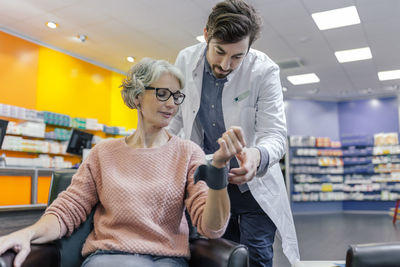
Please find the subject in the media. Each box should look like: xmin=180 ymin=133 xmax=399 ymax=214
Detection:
xmin=1 ymin=211 xmax=400 ymax=267
xmin=0 ymin=210 xmax=44 ymax=236
xmin=273 ymin=212 xmax=400 ymax=267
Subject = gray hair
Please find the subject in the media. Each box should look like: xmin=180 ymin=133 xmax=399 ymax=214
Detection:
xmin=120 ymin=58 xmax=185 ymax=109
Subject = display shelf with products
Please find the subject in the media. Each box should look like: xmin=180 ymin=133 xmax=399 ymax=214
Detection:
xmin=0 ymin=103 xmax=136 ymax=168
xmin=289 ymin=134 xmax=400 ymax=203
xmin=0 ymin=103 xmax=136 ymax=210
xmin=290 ymin=136 xmax=346 ymax=202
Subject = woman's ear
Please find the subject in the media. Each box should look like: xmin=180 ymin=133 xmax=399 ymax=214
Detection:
xmin=134 ymin=94 xmax=142 ymax=109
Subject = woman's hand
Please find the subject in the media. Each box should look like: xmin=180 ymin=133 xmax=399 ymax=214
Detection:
xmin=0 ymin=214 xmax=60 ymax=267
xmin=212 ymin=126 xmax=246 ymax=168
xmin=0 ymin=228 xmax=34 ymax=267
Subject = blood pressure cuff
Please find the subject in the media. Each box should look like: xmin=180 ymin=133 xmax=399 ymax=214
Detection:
xmin=193 ymin=163 xmax=228 ymax=190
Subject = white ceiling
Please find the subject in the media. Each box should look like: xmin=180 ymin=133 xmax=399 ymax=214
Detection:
xmin=0 ymin=0 xmax=399 ymax=101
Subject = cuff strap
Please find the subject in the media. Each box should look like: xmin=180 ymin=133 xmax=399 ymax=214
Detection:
xmin=193 ymin=163 xmax=228 ymax=190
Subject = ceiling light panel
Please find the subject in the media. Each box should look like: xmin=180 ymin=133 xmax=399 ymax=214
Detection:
xmin=335 ymin=47 xmax=372 ymax=63
xmin=287 ymin=73 xmax=320 ymax=85
xmin=312 ymin=6 xmax=360 ymax=30
xmin=378 ymin=69 xmax=400 ymax=81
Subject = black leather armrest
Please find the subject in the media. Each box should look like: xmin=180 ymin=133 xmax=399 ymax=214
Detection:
xmin=189 ymin=238 xmax=248 ymax=267
xmin=346 ymin=242 xmax=400 ymax=267
xmin=0 ymin=243 xmax=60 ymax=267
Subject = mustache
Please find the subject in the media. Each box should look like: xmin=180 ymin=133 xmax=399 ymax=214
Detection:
xmin=213 ymin=65 xmax=232 ymax=72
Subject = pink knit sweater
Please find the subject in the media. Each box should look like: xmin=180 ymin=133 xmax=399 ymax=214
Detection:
xmin=45 ymin=136 xmax=228 ymax=257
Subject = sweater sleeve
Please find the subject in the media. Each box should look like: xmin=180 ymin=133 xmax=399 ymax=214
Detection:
xmin=44 ymin=147 xmax=100 ymax=238
xmin=184 ymin=143 xmax=228 ymax=238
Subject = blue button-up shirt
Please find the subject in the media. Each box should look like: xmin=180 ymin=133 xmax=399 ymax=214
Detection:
xmin=196 ymin=54 xmax=270 ymax=192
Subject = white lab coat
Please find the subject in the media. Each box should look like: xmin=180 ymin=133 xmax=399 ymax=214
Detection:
xmin=168 ymin=43 xmax=300 ymax=264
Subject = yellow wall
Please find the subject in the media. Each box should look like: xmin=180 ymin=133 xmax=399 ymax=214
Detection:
xmin=0 ymin=31 xmax=137 ymax=206
xmin=0 ymin=31 xmax=136 ymax=128
xmin=36 ymin=47 xmax=112 ymax=125
xmin=0 ymin=31 xmax=39 ymax=109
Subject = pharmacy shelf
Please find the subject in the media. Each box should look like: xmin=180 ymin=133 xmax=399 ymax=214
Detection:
xmin=6 ymin=133 xmax=69 ymax=142
xmin=0 ymin=148 xmax=79 ymax=157
xmin=289 ymin=145 xmax=400 ymax=202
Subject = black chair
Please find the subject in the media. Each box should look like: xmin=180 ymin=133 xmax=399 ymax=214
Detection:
xmin=345 ymin=242 xmax=400 ymax=267
xmin=0 ymin=169 xmax=248 ymax=267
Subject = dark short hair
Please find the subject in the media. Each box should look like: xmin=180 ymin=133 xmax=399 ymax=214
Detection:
xmin=206 ymin=0 xmax=262 ymax=47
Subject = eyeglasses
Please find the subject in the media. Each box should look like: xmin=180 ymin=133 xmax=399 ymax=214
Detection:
xmin=144 ymin=87 xmax=186 ymax=105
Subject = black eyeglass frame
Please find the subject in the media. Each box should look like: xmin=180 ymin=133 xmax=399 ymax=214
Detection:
xmin=144 ymin=86 xmax=186 ymax=105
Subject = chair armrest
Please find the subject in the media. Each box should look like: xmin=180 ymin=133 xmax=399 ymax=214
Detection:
xmin=0 ymin=243 xmax=60 ymax=267
xmin=189 ymin=238 xmax=248 ymax=267
xmin=346 ymin=242 xmax=400 ymax=267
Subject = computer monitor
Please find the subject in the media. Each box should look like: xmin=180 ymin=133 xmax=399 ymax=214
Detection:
xmin=66 ymin=129 xmax=93 ymax=156
xmin=0 ymin=119 xmax=9 ymax=149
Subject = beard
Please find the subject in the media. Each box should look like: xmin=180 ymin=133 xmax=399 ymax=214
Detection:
xmin=212 ymin=65 xmax=232 ymax=79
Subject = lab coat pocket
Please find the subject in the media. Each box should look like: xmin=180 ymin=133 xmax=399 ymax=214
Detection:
xmin=240 ymin=107 xmax=256 ymax=145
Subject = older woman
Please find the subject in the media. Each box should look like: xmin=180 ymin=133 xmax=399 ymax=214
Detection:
xmin=0 ymin=58 xmax=246 ymax=267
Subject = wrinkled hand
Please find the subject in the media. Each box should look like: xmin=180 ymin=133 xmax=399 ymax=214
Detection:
xmin=0 ymin=229 xmax=33 ymax=267
xmin=212 ymin=126 xmax=246 ymax=168
xmin=228 ymin=147 xmax=260 ymax=184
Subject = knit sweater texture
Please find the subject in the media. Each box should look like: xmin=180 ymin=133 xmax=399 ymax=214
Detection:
xmin=45 ymin=136 xmax=227 ymax=257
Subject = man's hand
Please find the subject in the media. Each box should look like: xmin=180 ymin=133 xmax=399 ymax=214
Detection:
xmin=228 ymin=147 xmax=261 ymax=184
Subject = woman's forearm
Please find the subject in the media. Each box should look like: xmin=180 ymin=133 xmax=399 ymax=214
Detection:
xmin=27 ymin=213 xmax=61 ymax=244
xmin=202 ymin=187 xmax=230 ymax=231
xmin=200 ymin=126 xmax=246 ymax=232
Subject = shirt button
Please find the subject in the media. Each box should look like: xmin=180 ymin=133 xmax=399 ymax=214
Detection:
xmin=212 ymin=123 xmax=216 ymax=127
xmin=216 ymin=83 xmax=219 ymax=86
xmin=211 ymin=105 xmax=215 ymax=108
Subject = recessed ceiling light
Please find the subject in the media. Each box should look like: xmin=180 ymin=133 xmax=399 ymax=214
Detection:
xmin=360 ymin=88 xmax=373 ymax=94
xmin=378 ymin=69 xmax=400 ymax=81
xmin=308 ymin=88 xmax=319 ymax=94
xmin=287 ymin=73 xmax=320 ymax=85
xmin=46 ymin=21 xmax=58 ymax=29
xmin=196 ymin=35 xmax=205 ymax=43
xmin=312 ymin=6 xmax=360 ymax=30
xmin=335 ymin=47 xmax=372 ymax=63
xmin=383 ymin=85 xmax=399 ymax=91
xmin=76 ymin=34 xmax=87 ymax=43
xmin=127 ymin=56 xmax=135 ymax=63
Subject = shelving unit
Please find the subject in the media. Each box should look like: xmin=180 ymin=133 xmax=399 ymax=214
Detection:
xmin=289 ymin=136 xmax=400 ymax=203
xmin=290 ymin=147 xmax=345 ymax=202
xmin=0 ymin=104 xmax=135 ymax=210
xmin=0 ymin=110 xmax=129 ymax=168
